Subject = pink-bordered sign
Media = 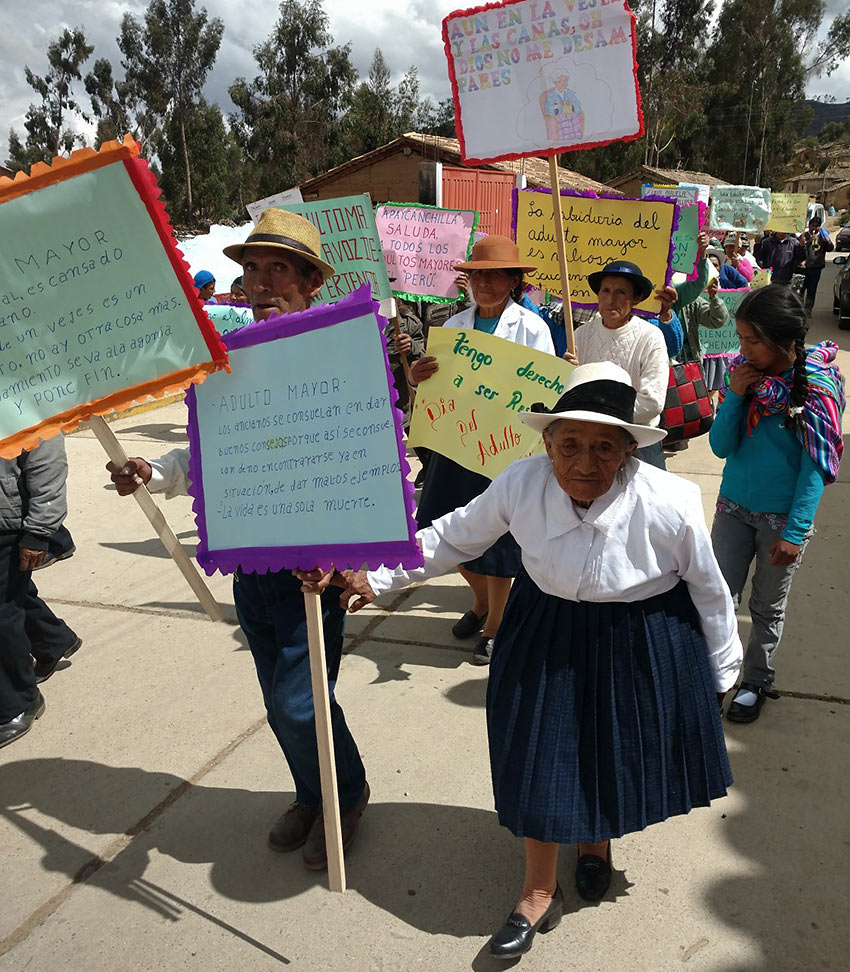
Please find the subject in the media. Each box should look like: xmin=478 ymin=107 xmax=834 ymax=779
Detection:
xmin=443 ymin=0 xmax=643 ymax=165
xmin=186 ymin=286 xmax=423 ymax=575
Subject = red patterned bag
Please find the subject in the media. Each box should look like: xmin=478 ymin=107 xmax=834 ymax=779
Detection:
xmin=659 ymin=361 xmax=715 ymax=443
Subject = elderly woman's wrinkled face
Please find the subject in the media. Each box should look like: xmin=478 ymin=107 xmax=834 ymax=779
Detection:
xmin=597 ymin=275 xmax=638 ymax=329
xmin=544 ymin=419 xmax=637 ymax=505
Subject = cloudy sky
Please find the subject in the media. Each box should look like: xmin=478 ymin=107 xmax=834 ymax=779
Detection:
xmin=2 ymin=0 xmax=848 ymax=151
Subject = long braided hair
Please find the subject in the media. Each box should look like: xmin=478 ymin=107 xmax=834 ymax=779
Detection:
xmin=735 ymin=285 xmax=809 ymax=435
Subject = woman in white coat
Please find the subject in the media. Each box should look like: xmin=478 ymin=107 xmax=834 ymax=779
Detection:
xmin=409 ymin=236 xmax=555 ymax=663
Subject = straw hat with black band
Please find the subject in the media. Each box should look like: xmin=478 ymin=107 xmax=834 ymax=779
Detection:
xmin=223 ymin=208 xmax=337 ymax=282
xmin=520 ymin=361 xmax=666 ymax=446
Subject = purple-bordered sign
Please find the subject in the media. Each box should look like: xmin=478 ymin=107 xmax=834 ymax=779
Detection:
xmin=186 ymin=286 xmax=423 ymax=575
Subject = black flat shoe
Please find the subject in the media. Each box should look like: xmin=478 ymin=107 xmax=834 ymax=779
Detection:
xmin=34 ymin=636 xmax=82 ymax=684
xmin=0 ymin=692 xmax=45 ymax=749
xmin=451 ymin=609 xmax=487 ymax=639
xmin=489 ymin=884 xmax=564 ymax=959
xmin=472 ymin=636 xmax=494 ymax=666
xmin=576 ymin=842 xmax=612 ymax=901
xmin=726 ymin=683 xmax=779 ymax=724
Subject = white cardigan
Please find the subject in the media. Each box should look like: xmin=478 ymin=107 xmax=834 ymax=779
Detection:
xmin=444 ymin=299 xmax=556 ymax=355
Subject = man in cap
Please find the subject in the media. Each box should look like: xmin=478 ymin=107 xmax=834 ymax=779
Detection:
xmin=107 ymin=209 xmax=369 ymax=869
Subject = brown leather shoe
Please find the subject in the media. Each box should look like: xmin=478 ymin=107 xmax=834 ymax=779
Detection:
xmin=268 ymin=802 xmax=319 ymax=852
xmin=302 ymin=782 xmax=370 ymax=871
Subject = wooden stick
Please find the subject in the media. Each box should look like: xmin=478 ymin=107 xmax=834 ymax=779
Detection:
xmin=89 ymin=415 xmax=224 ymax=624
xmin=548 ymin=155 xmax=576 ymax=356
xmin=303 ymin=591 xmax=346 ymax=893
xmin=391 ymin=313 xmax=417 ymax=403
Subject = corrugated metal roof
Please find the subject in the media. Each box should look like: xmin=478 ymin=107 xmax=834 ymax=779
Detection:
xmin=299 ymin=132 xmax=619 ymax=197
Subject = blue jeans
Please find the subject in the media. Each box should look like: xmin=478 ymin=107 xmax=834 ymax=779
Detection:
xmin=233 ymin=569 xmax=366 ymax=813
xmin=711 ymin=500 xmax=811 ymax=690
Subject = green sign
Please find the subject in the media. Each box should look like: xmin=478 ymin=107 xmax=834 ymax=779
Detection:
xmin=699 ymin=289 xmax=747 ymax=354
xmin=280 ymin=194 xmax=392 ymax=305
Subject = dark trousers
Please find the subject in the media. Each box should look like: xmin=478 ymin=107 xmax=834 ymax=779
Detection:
xmin=0 ymin=538 xmax=77 ymax=721
xmin=233 ymin=569 xmax=367 ymax=813
xmin=801 ymin=267 xmax=823 ymax=307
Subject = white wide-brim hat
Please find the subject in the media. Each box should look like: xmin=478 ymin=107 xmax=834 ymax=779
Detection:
xmin=520 ymin=361 xmax=667 ymax=447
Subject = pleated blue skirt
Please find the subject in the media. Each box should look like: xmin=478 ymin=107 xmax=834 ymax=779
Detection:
xmin=416 ymin=453 xmax=521 ymax=577
xmin=487 ymin=572 xmax=732 ymax=844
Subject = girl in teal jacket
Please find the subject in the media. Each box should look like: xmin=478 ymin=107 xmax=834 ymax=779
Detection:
xmin=709 ymin=285 xmax=845 ymax=723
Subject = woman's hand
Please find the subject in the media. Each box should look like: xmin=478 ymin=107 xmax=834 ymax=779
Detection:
xmin=337 ymin=570 xmax=377 ymax=613
xmin=395 ymin=331 xmax=412 ymax=355
xmin=769 ymin=538 xmax=802 ymax=567
xmin=729 ymin=362 xmax=762 ymax=396
xmin=706 ymin=279 xmax=719 ymax=298
xmin=563 ymin=350 xmax=579 ymax=366
xmin=409 ymin=355 xmax=438 ymax=385
xmin=454 ymin=272 xmax=470 ymax=296
xmin=655 ymin=285 xmax=677 ymax=316
xmin=696 ymin=230 xmax=709 ymax=260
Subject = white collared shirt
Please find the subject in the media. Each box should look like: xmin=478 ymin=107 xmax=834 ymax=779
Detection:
xmin=445 ymin=299 xmax=556 ymax=355
xmin=369 ymin=455 xmax=742 ymax=691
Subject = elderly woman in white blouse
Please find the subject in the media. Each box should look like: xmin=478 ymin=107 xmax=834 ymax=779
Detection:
xmin=299 ymin=362 xmax=741 ymax=961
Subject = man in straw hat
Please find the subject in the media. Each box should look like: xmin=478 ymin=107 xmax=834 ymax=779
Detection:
xmin=106 ymin=209 xmax=370 ymax=870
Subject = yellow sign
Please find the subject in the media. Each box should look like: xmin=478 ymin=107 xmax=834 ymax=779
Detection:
xmin=514 ymin=189 xmax=676 ymax=315
xmin=765 ymin=193 xmax=808 ymax=234
xmin=750 ymin=267 xmax=772 ymax=289
xmin=408 ymin=328 xmax=573 ymax=479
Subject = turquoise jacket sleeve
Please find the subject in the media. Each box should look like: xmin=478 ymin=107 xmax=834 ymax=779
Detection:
xmin=709 ymin=389 xmax=746 ymax=458
xmin=783 ymin=451 xmax=827 ymax=544
xmin=673 ymin=258 xmax=709 ymax=311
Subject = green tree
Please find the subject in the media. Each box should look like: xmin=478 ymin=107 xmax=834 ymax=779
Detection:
xmin=415 ymin=97 xmax=457 ymax=138
xmin=699 ymin=0 xmax=822 ymax=187
xmin=158 ymin=98 xmax=243 ymax=223
xmin=229 ymin=0 xmax=357 ymax=198
xmin=84 ymin=58 xmax=138 ymax=147
xmin=6 ymin=27 xmax=93 ymax=171
xmin=343 ymin=50 xmax=424 ymax=156
xmin=119 ymin=0 xmax=224 ymax=221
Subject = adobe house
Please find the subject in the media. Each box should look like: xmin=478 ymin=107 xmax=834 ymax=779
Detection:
xmin=607 ymin=165 xmax=728 ymax=199
xmin=298 ymin=132 xmax=618 ymax=238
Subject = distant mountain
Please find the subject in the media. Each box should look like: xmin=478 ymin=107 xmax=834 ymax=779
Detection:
xmin=804 ymin=100 xmax=850 ymax=138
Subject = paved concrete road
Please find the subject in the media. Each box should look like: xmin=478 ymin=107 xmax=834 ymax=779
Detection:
xmin=2 ymin=272 xmax=848 ymax=971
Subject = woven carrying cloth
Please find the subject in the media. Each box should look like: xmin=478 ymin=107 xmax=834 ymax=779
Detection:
xmin=721 ymin=341 xmax=845 ymax=484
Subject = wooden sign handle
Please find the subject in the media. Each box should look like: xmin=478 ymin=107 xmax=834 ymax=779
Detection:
xmin=90 ymin=415 xmax=224 ymax=624
xmin=548 ymin=156 xmax=576 ymax=356
xmin=303 ymin=591 xmax=346 ymax=892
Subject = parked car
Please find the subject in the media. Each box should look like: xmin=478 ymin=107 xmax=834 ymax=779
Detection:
xmin=836 ymin=222 xmax=850 ymax=252
xmin=833 ymin=255 xmax=850 ymax=330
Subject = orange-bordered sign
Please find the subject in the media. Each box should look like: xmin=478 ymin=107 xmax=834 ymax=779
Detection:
xmin=0 ymin=135 xmax=228 ymax=458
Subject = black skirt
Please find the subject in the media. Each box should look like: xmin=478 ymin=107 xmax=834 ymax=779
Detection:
xmin=415 ymin=453 xmax=521 ymax=577
xmin=487 ymin=572 xmax=732 ymax=844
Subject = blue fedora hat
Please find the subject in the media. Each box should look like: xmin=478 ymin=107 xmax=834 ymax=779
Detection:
xmin=587 ymin=260 xmax=654 ymax=303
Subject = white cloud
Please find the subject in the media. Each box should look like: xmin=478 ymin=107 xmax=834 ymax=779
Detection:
xmin=2 ymin=0 xmax=847 ymax=158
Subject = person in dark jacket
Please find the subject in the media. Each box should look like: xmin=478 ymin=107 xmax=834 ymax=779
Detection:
xmin=760 ymin=232 xmax=805 ymax=286
xmin=800 ymin=217 xmax=834 ymax=316
xmin=0 ymin=436 xmax=82 ymax=749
